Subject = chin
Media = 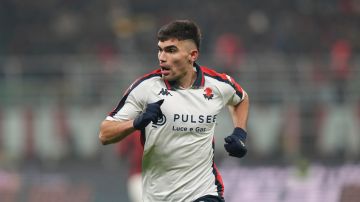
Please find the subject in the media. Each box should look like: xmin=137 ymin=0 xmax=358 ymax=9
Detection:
xmin=162 ymin=75 xmax=174 ymax=81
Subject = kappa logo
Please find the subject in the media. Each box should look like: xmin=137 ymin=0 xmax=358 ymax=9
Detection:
xmin=158 ymin=88 xmax=173 ymax=96
xmin=203 ymin=87 xmax=214 ymax=100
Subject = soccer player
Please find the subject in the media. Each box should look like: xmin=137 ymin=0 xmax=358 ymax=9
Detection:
xmin=99 ymin=19 xmax=249 ymax=202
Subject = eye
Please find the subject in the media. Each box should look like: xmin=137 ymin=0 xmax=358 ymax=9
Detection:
xmin=167 ymin=48 xmax=177 ymax=53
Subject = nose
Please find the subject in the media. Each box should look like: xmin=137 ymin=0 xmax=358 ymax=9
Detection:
xmin=158 ymin=51 xmax=166 ymax=63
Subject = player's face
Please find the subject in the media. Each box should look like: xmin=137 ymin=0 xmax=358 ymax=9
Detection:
xmin=158 ymin=38 xmax=198 ymax=82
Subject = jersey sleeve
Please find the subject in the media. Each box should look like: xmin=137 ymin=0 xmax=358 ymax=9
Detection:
xmin=106 ymin=70 xmax=162 ymax=122
xmin=106 ymin=81 xmax=147 ymax=122
xmin=221 ymin=74 xmax=246 ymax=106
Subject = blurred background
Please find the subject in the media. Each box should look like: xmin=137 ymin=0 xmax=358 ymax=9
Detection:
xmin=1 ymin=0 xmax=360 ymax=201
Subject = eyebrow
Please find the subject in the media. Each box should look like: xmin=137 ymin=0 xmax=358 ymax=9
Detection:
xmin=158 ymin=45 xmax=178 ymax=51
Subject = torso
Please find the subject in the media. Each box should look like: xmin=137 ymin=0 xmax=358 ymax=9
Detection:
xmin=108 ymin=65 xmax=244 ymax=201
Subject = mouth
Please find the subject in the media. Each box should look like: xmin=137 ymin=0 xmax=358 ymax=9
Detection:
xmin=160 ymin=66 xmax=171 ymax=75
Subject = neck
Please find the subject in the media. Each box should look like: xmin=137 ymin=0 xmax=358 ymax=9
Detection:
xmin=178 ymin=68 xmax=196 ymax=89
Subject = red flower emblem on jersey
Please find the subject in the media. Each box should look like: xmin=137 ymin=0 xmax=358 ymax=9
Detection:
xmin=203 ymin=87 xmax=214 ymax=100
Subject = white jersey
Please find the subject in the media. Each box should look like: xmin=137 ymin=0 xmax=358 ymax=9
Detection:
xmin=107 ymin=64 xmax=246 ymax=202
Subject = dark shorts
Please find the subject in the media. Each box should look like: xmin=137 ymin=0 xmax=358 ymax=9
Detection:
xmin=193 ymin=195 xmax=225 ymax=202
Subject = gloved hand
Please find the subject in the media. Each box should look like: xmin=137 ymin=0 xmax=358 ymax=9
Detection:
xmin=224 ymin=127 xmax=247 ymax=158
xmin=133 ymin=99 xmax=164 ymax=130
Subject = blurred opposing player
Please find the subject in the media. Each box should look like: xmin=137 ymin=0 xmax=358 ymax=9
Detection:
xmin=99 ymin=20 xmax=249 ymax=202
xmin=116 ymin=130 xmax=143 ymax=202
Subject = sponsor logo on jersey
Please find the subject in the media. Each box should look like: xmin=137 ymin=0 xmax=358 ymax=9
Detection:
xmin=174 ymin=114 xmax=217 ymax=123
xmin=152 ymin=113 xmax=216 ymax=132
xmin=158 ymin=88 xmax=173 ymax=96
xmin=172 ymin=114 xmax=215 ymax=133
xmin=152 ymin=114 xmax=167 ymax=128
xmin=203 ymin=87 xmax=214 ymax=100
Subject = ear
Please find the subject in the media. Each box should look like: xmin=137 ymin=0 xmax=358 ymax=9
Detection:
xmin=189 ymin=49 xmax=199 ymax=63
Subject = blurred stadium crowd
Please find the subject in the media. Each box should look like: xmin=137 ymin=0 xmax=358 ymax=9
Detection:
xmin=1 ymin=0 xmax=360 ymax=55
xmin=0 ymin=0 xmax=360 ymax=201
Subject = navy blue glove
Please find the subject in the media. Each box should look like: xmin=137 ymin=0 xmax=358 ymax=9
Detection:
xmin=133 ymin=99 xmax=164 ymax=130
xmin=224 ymin=127 xmax=247 ymax=158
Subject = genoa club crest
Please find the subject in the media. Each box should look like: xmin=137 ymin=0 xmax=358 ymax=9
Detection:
xmin=203 ymin=87 xmax=214 ymax=100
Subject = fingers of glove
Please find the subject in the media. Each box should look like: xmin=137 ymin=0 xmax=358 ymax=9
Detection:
xmin=145 ymin=109 xmax=161 ymax=122
xmin=152 ymin=115 xmax=159 ymax=124
xmin=228 ymin=148 xmax=247 ymax=158
xmin=147 ymin=99 xmax=164 ymax=109
xmin=237 ymin=148 xmax=247 ymax=158
xmin=226 ymin=135 xmax=246 ymax=147
xmin=145 ymin=100 xmax=164 ymax=118
xmin=154 ymin=99 xmax=164 ymax=106
xmin=224 ymin=143 xmax=232 ymax=153
xmin=224 ymin=136 xmax=234 ymax=143
xmin=157 ymin=108 xmax=163 ymax=118
xmin=146 ymin=113 xmax=159 ymax=122
xmin=143 ymin=119 xmax=152 ymax=126
xmin=225 ymin=143 xmax=237 ymax=153
xmin=147 ymin=105 xmax=163 ymax=116
xmin=148 ymin=108 xmax=162 ymax=122
xmin=146 ymin=104 xmax=161 ymax=113
xmin=225 ymin=139 xmax=246 ymax=151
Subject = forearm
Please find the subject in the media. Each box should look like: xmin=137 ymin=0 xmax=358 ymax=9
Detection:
xmin=229 ymin=93 xmax=249 ymax=130
xmin=225 ymin=93 xmax=249 ymax=158
xmin=99 ymin=120 xmax=136 ymax=145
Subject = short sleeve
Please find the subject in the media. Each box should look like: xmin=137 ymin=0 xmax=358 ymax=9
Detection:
xmin=221 ymin=74 xmax=246 ymax=106
xmin=106 ymin=81 xmax=148 ymax=121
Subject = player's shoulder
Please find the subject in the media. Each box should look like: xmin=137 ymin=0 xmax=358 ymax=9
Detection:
xmin=200 ymin=65 xmax=234 ymax=84
xmin=137 ymin=68 xmax=162 ymax=82
xmin=200 ymin=65 xmax=244 ymax=94
xmin=125 ymin=69 xmax=162 ymax=93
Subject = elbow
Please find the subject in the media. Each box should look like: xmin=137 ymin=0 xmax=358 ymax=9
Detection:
xmin=98 ymin=119 xmax=133 ymax=145
xmin=99 ymin=132 xmax=109 ymax=145
xmin=243 ymin=91 xmax=249 ymax=102
xmin=99 ymin=121 xmax=111 ymax=145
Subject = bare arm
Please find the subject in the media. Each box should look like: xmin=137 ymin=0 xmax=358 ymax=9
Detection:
xmin=98 ymin=120 xmax=136 ymax=145
xmin=99 ymin=99 xmax=164 ymax=145
xmin=228 ymin=92 xmax=249 ymax=130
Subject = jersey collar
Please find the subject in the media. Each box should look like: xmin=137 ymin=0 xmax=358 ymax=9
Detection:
xmin=164 ymin=63 xmax=205 ymax=90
